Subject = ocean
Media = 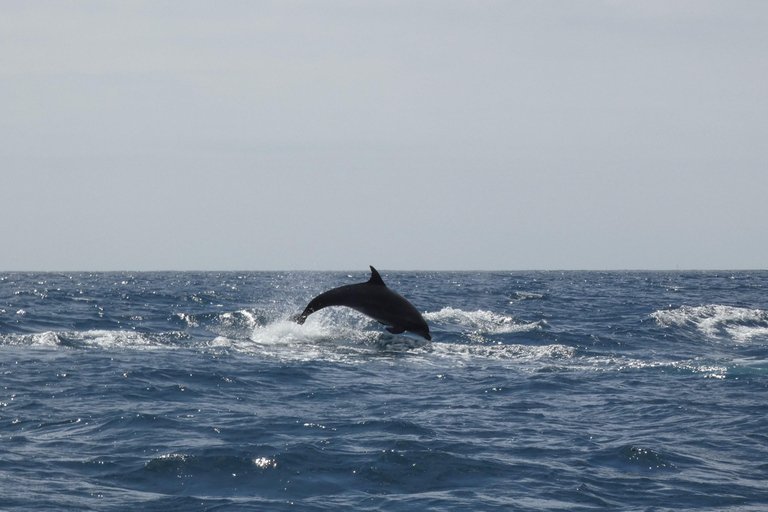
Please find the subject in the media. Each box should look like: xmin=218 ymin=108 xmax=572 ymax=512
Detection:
xmin=2 ymin=270 xmax=768 ymax=511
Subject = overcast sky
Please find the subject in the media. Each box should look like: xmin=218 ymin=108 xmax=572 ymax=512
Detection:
xmin=2 ymin=1 xmax=767 ymax=271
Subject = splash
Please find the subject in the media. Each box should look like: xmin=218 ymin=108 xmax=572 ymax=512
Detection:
xmin=206 ymin=310 xmax=400 ymax=362
xmin=207 ymin=307 xmax=553 ymax=364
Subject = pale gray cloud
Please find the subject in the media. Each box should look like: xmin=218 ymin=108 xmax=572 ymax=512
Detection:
xmin=2 ymin=1 xmax=767 ymax=270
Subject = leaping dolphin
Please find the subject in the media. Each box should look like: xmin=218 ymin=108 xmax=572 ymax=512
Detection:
xmin=293 ymin=266 xmax=431 ymax=341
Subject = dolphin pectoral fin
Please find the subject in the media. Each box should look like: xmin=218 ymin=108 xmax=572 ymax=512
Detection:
xmin=386 ymin=326 xmax=406 ymax=334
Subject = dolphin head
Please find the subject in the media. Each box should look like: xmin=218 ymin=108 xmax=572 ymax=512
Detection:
xmin=410 ymin=322 xmax=432 ymax=341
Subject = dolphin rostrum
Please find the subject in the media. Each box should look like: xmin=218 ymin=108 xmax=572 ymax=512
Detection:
xmin=293 ymin=266 xmax=431 ymax=341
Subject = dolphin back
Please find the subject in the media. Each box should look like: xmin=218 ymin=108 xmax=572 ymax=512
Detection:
xmin=293 ymin=283 xmax=367 ymax=324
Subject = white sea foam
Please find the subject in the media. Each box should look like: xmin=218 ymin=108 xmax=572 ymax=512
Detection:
xmin=726 ymin=325 xmax=768 ymax=343
xmin=424 ymin=307 xmax=542 ymax=335
xmin=1 ymin=306 xmax=554 ymax=366
xmin=426 ymin=341 xmax=575 ymax=363
xmin=509 ymin=291 xmax=545 ymax=300
xmin=0 ymin=330 xmax=188 ymax=350
xmin=650 ymin=305 xmax=768 ymax=342
xmin=1 ymin=331 xmax=62 ymax=347
xmin=204 ymin=307 xmax=547 ymax=363
xmin=579 ymin=355 xmax=730 ymax=378
xmin=205 ymin=310 xmax=389 ymax=362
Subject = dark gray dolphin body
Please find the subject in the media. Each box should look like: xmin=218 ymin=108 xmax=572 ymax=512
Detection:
xmin=293 ymin=266 xmax=431 ymax=341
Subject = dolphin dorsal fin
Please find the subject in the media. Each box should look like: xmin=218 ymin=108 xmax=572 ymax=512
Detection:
xmin=368 ymin=266 xmax=386 ymax=286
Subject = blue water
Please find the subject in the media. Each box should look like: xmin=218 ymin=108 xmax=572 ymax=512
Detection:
xmin=2 ymin=271 xmax=768 ymax=511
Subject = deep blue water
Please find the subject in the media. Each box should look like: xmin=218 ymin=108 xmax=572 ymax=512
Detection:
xmin=2 ymin=270 xmax=768 ymax=511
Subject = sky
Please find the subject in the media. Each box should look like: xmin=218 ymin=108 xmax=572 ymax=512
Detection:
xmin=2 ymin=1 xmax=767 ymax=271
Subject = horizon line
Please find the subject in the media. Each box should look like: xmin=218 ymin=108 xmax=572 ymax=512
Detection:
xmin=1 ymin=268 xmax=766 ymax=273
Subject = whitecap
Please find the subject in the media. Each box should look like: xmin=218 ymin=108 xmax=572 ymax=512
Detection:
xmin=424 ymin=307 xmax=542 ymax=335
xmin=425 ymin=342 xmax=575 ymax=363
xmin=0 ymin=330 xmax=189 ymax=350
xmin=509 ymin=291 xmax=545 ymax=300
xmin=0 ymin=331 xmax=62 ymax=347
xmin=211 ymin=307 xmax=548 ymax=363
xmin=60 ymin=330 xmax=164 ymax=349
xmin=650 ymin=305 xmax=768 ymax=342
xmin=726 ymin=326 xmax=768 ymax=343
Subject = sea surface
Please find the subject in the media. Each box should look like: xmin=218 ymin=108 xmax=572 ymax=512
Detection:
xmin=2 ymin=270 xmax=768 ymax=511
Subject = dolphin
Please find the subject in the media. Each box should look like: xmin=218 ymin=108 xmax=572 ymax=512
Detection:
xmin=293 ymin=266 xmax=431 ymax=341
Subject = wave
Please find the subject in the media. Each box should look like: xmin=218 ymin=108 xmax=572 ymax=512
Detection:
xmin=2 ymin=326 xmax=740 ymax=377
xmin=582 ymin=355 xmax=731 ymax=379
xmin=591 ymin=444 xmax=687 ymax=473
xmin=4 ymin=308 xmax=754 ymax=376
xmin=423 ymin=307 xmax=543 ymax=335
xmin=0 ymin=330 xmax=191 ymax=349
xmin=0 ymin=306 xmax=558 ymax=365
xmin=115 ymin=452 xmax=283 ymax=498
xmin=426 ymin=341 xmax=576 ymax=364
xmin=14 ymin=306 xmax=740 ymax=375
xmin=176 ymin=308 xmax=270 ymax=339
xmin=650 ymin=305 xmax=768 ymax=342
xmin=508 ymin=291 xmax=546 ymax=300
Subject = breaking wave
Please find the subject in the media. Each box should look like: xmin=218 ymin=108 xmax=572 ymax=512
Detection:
xmin=509 ymin=291 xmax=545 ymax=300
xmin=424 ymin=307 xmax=543 ymax=335
xmin=0 ymin=330 xmax=190 ymax=349
xmin=0 ymin=306 xmax=559 ymax=366
xmin=650 ymin=305 xmax=768 ymax=342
